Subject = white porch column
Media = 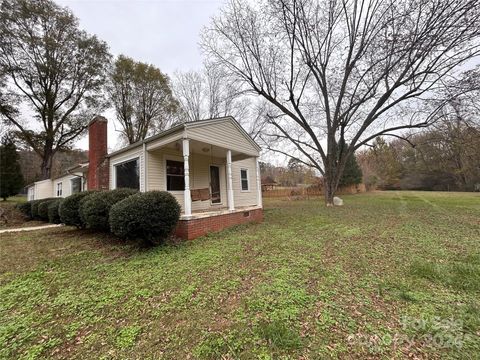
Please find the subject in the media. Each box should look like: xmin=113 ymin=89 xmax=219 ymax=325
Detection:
xmin=183 ymin=138 xmax=192 ymax=216
xmin=256 ymin=157 xmax=263 ymax=208
xmin=226 ymin=150 xmax=235 ymax=211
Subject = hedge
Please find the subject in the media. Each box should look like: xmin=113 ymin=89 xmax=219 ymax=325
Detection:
xmin=48 ymin=199 xmax=64 ymax=224
xmin=59 ymin=191 xmax=97 ymax=228
xmin=31 ymin=198 xmax=55 ymax=220
xmin=79 ymin=188 xmax=138 ymax=231
xmin=109 ymin=191 xmax=181 ymax=244
xmin=16 ymin=201 xmax=32 ymax=219
xmin=37 ymin=199 xmax=57 ymax=221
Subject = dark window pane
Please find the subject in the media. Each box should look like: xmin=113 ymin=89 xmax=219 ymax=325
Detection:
xmin=116 ymin=159 xmax=139 ymax=190
xmin=241 ymin=169 xmax=249 ymax=190
xmin=71 ymin=178 xmax=82 ymax=193
xmin=167 ymin=160 xmax=185 ymax=191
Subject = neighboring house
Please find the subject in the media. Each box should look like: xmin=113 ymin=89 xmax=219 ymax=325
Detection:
xmin=27 ymin=116 xmax=263 ymax=239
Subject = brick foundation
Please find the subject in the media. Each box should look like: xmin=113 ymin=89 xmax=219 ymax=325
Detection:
xmin=175 ymin=208 xmax=263 ymax=240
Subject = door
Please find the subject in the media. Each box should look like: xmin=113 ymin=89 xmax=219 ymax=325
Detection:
xmin=210 ymin=165 xmax=221 ymax=204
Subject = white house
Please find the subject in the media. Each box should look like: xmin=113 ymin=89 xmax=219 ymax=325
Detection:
xmin=26 ymin=116 xmax=263 ymax=239
xmin=26 ymin=163 xmax=88 ymax=201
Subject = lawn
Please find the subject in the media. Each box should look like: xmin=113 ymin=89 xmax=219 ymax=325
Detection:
xmin=0 ymin=191 xmax=479 ymax=359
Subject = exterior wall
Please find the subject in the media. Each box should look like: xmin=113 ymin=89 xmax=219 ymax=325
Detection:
xmin=175 ymin=207 xmax=263 ymax=240
xmin=52 ymin=172 xmax=85 ymax=198
xmin=187 ymin=121 xmax=259 ymax=157
xmin=147 ymin=147 xmax=227 ymax=212
xmin=34 ymin=180 xmax=53 ymax=200
xmin=231 ymin=157 xmax=260 ymax=207
xmin=27 ymin=186 xmax=35 ymax=201
xmin=109 ymin=147 xmax=145 ymax=192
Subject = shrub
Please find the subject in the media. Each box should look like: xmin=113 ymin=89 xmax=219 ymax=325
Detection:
xmin=109 ymin=191 xmax=181 ymax=244
xmin=30 ymin=199 xmax=55 ymax=219
xmin=79 ymin=188 xmax=138 ymax=231
xmin=59 ymin=191 xmax=96 ymax=228
xmin=48 ymin=199 xmax=64 ymax=224
xmin=16 ymin=201 xmax=32 ymax=219
xmin=37 ymin=199 xmax=57 ymax=221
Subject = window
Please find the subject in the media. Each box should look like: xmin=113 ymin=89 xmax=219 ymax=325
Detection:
xmin=56 ymin=182 xmax=63 ymax=197
xmin=166 ymin=160 xmax=185 ymax=191
xmin=115 ymin=158 xmax=140 ymax=189
xmin=241 ymin=169 xmax=249 ymax=191
xmin=71 ymin=177 xmax=82 ymax=194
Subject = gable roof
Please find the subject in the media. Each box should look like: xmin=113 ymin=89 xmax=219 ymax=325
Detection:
xmin=108 ymin=116 xmax=260 ymax=158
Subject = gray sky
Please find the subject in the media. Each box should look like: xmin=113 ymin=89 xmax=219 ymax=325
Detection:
xmin=56 ymin=0 xmax=225 ymax=150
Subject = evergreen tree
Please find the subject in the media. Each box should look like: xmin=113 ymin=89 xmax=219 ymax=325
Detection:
xmin=338 ymin=141 xmax=363 ymax=187
xmin=0 ymin=136 xmax=24 ymax=200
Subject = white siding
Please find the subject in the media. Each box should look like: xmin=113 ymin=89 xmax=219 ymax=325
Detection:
xmin=147 ymin=148 xmax=228 ymax=212
xmin=52 ymin=172 xmax=85 ymax=198
xmin=187 ymin=121 xmax=259 ymax=157
xmin=27 ymin=186 xmax=35 ymax=201
xmin=34 ymin=180 xmax=53 ymax=200
xmin=231 ymin=158 xmax=259 ymax=207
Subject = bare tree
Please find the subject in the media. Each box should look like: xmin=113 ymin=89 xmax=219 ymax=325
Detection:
xmin=0 ymin=0 xmax=110 ymax=180
xmin=201 ymin=0 xmax=480 ymax=205
xmin=108 ymin=55 xmax=179 ymax=144
xmin=173 ymin=64 xmax=268 ymax=139
xmin=173 ymin=65 xmax=249 ymax=122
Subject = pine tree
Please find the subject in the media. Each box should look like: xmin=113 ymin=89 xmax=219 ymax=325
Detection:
xmin=338 ymin=141 xmax=363 ymax=187
xmin=0 ymin=136 xmax=24 ymax=200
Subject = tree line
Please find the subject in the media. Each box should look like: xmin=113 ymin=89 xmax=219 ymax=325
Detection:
xmin=2 ymin=0 xmax=480 ymax=204
xmin=358 ymin=107 xmax=480 ymax=192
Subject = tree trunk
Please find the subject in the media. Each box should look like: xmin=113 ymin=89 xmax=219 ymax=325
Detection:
xmin=324 ymin=178 xmax=335 ymax=206
xmin=40 ymin=152 xmax=53 ymax=180
xmin=324 ymin=158 xmax=337 ymax=207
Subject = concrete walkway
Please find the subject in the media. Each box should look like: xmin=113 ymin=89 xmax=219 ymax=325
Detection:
xmin=0 ymin=224 xmax=64 ymax=234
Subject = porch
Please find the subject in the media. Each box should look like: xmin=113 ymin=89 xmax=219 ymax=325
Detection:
xmin=144 ymin=136 xmax=263 ymax=218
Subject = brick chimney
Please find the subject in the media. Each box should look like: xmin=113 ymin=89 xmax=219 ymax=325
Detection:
xmin=87 ymin=116 xmax=109 ymax=190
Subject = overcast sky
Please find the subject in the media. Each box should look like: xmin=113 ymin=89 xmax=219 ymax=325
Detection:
xmin=56 ymin=0 xmax=225 ymax=150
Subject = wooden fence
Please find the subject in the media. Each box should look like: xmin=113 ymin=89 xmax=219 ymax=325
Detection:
xmin=262 ymin=183 xmax=366 ymax=198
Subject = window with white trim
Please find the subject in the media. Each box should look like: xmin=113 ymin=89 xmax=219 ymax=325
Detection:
xmin=56 ymin=182 xmax=63 ymax=197
xmin=166 ymin=160 xmax=185 ymax=191
xmin=115 ymin=158 xmax=140 ymax=189
xmin=71 ymin=177 xmax=82 ymax=194
xmin=240 ymin=169 xmax=249 ymax=191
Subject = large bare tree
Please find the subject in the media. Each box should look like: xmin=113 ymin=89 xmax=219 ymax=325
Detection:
xmin=0 ymin=0 xmax=110 ymax=180
xmin=201 ymin=0 xmax=480 ymax=205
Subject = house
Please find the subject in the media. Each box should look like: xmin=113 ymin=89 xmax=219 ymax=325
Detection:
xmin=26 ymin=116 xmax=263 ymax=239
xmin=27 ymin=163 xmax=88 ymax=201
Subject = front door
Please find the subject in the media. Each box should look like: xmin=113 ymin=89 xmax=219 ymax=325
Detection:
xmin=210 ymin=165 xmax=221 ymax=204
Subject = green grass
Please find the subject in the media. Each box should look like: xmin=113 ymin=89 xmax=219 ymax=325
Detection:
xmin=0 ymin=191 xmax=479 ymax=359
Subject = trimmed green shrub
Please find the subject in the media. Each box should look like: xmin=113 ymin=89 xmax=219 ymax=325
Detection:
xmin=79 ymin=188 xmax=138 ymax=231
xmin=48 ymin=199 xmax=64 ymax=224
xmin=59 ymin=191 xmax=96 ymax=228
xmin=109 ymin=191 xmax=181 ymax=244
xmin=16 ymin=201 xmax=32 ymax=219
xmin=31 ymin=199 xmax=55 ymax=219
xmin=38 ymin=199 xmax=57 ymax=221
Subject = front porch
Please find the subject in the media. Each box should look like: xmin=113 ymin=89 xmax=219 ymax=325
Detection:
xmin=108 ymin=117 xmax=264 ymax=239
xmin=145 ymin=136 xmax=263 ymax=218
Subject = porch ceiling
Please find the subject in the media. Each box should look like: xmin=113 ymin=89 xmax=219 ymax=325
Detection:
xmin=148 ymin=139 xmax=253 ymax=161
